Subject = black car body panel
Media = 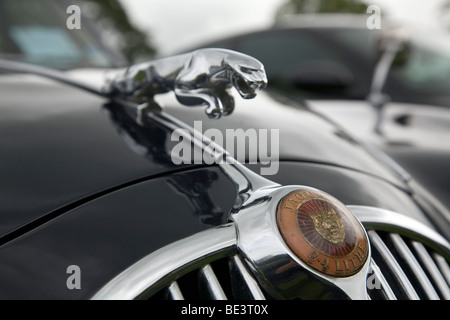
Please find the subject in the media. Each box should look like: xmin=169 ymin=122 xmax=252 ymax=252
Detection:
xmin=0 ymin=159 xmax=436 ymax=299
xmin=1 ymin=73 xmax=449 ymax=298
xmin=162 ymin=92 xmax=409 ymax=189
xmin=1 ymin=0 xmax=449 ymax=300
xmin=247 ymin=162 xmax=431 ymax=226
xmin=308 ymin=99 xmax=450 ymax=216
xmin=0 ymin=166 xmax=236 ymax=299
xmin=1 ymin=74 xmax=414 ymax=239
xmin=0 ymin=76 xmax=199 ymax=240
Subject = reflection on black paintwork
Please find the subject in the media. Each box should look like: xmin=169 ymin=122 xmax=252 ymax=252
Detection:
xmin=333 ymin=129 xmax=359 ymax=145
xmin=103 ymin=102 xmax=175 ymax=167
xmin=167 ymin=170 xmax=226 ymax=225
xmin=103 ymin=102 xmax=227 ymax=225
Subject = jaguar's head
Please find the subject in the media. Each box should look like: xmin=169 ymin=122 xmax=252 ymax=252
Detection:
xmin=224 ymin=52 xmax=268 ymax=99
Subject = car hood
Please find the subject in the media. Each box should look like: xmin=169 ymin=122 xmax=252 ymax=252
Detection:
xmin=307 ymin=100 xmax=450 ymax=150
xmin=0 ymin=74 xmax=195 ymax=241
xmin=0 ymin=73 xmax=408 ymax=241
xmin=163 ymin=91 xmax=408 ymax=186
xmin=307 ymin=99 xmax=450 ymax=211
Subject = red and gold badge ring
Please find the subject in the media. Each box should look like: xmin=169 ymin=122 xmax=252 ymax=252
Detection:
xmin=276 ymin=189 xmax=369 ymax=277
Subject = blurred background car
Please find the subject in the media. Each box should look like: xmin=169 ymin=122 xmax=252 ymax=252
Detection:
xmin=0 ymin=0 xmax=123 ymax=69
xmin=0 ymin=0 xmax=158 ymax=69
xmin=189 ymin=14 xmax=450 ymax=108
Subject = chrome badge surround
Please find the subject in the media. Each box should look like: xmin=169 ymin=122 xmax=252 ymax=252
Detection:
xmin=276 ymin=189 xmax=369 ymax=278
xmin=232 ymin=185 xmax=371 ymax=300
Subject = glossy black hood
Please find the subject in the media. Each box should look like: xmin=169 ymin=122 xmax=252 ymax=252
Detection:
xmin=163 ymin=90 xmax=408 ymax=187
xmin=2 ymin=70 xmax=449 ymax=299
xmin=0 ymin=74 xmax=196 ymax=241
xmin=0 ymin=72 xmax=408 ymax=242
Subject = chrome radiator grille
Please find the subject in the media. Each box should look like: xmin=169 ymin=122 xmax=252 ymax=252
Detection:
xmin=351 ymin=206 xmax=450 ymax=300
xmin=91 ymin=223 xmax=269 ymax=300
xmin=92 ymin=207 xmax=449 ymax=300
xmin=367 ymin=231 xmax=450 ymax=300
xmin=148 ymin=228 xmax=449 ymax=301
xmin=151 ymin=254 xmax=266 ymax=300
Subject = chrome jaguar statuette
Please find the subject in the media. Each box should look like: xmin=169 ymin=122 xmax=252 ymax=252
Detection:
xmin=104 ymin=48 xmax=268 ymax=120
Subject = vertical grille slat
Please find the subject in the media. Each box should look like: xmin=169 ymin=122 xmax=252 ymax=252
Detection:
xmin=389 ymin=234 xmax=440 ymax=300
xmin=368 ymin=230 xmax=420 ymax=300
xmin=199 ymin=264 xmax=228 ymax=300
xmin=167 ymin=281 xmax=184 ymax=300
xmin=351 ymin=206 xmax=450 ymax=301
xmin=411 ymin=242 xmax=450 ymax=299
xmin=369 ymin=259 xmax=397 ymax=300
xmin=433 ymin=253 xmax=450 ymax=286
xmin=230 ymin=255 xmax=266 ymax=300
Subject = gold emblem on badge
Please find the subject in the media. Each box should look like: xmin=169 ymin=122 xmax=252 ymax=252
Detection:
xmin=276 ymin=189 xmax=369 ymax=277
xmin=309 ymin=208 xmax=345 ymax=244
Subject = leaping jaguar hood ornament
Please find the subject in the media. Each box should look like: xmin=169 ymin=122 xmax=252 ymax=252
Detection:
xmin=103 ymin=48 xmax=268 ymax=120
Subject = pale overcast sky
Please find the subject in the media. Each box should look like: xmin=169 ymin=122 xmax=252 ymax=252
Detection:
xmin=119 ymin=0 xmax=449 ymax=55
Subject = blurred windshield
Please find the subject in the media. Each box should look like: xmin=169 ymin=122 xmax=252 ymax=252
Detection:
xmin=327 ymin=26 xmax=450 ymax=95
xmin=391 ymin=31 xmax=450 ymax=94
xmin=0 ymin=0 xmax=122 ymax=70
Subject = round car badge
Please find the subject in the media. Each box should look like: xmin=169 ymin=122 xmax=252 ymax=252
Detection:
xmin=276 ymin=189 xmax=369 ymax=277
